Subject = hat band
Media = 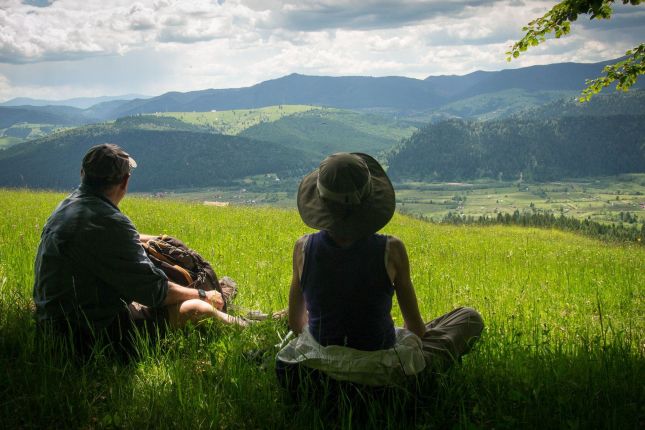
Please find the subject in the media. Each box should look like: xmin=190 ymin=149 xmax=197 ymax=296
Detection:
xmin=316 ymin=174 xmax=372 ymax=205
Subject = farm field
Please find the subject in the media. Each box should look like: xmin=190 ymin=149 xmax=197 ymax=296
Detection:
xmin=0 ymin=189 xmax=643 ymax=429
xmin=147 ymin=174 xmax=645 ymax=228
xmin=396 ymin=174 xmax=645 ymax=225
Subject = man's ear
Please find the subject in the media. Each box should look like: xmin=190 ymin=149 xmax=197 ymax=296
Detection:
xmin=120 ymin=174 xmax=131 ymax=190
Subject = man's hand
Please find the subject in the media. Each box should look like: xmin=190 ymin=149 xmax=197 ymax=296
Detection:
xmin=204 ymin=290 xmax=224 ymax=310
xmin=139 ymin=234 xmax=159 ymax=243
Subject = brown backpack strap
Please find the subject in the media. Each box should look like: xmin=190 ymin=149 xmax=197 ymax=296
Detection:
xmin=143 ymin=242 xmax=194 ymax=285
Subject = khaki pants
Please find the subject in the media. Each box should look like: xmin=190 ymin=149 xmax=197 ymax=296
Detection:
xmin=421 ymin=306 xmax=484 ymax=370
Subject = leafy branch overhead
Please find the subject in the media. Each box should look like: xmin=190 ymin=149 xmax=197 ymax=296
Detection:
xmin=507 ymin=0 xmax=643 ymax=102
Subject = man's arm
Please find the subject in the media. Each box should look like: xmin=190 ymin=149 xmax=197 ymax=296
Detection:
xmin=288 ymin=237 xmax=307 ymax=334
xmin=163 ymin=281 xmax=224 ymax=309
xmin=388 ymin=237 xmax=426 ymax=338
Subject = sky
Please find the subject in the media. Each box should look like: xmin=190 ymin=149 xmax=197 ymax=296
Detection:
xmin=0 ymin=0 xmax=643 ymax=101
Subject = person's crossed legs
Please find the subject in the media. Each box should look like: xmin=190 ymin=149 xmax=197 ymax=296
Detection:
xmin=420 ymin=306 xmax=484 ymax=371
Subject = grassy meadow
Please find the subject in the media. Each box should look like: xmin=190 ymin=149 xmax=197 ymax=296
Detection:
xmin=0 ymin=189 xmax=643 ymax=429
xmin=152 ymin=105 xmax=322 ymax=135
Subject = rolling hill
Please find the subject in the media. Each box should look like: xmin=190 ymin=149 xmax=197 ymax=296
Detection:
xmin=0 ymin=122 xmax=315 ymax=191
xmin=3 ymin=58 xmax=640 ymax=129
xmin=84 ymin=58 xmax=634 ymax=120
xmin=387 ymin=113 xmax=645 ymax=181
xmin=238 ymin=108 xmax=416 ymax=156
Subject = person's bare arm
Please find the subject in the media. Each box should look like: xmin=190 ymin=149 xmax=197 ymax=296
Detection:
xmin=163 ymin=281 xmax=224 ymax=309
xmin=288 ymin=237 xmax=307 ymax=334
xmin=388 ymin=237 xmax=426 ymax=338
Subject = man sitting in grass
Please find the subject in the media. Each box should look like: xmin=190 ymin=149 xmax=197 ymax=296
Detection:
xmin=33 ymin=143 xmax=245 ymax=357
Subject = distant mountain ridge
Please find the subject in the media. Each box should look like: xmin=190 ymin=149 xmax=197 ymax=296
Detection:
xmin=0 ymin=94 xmax=150 ymax=109
xmin=0 ymin=90 xmax=643 ymax=191
xmin=105 ymin=59 xmax=630 ymax=119
xmin=3 ymin=58 xmax=637 ymax=126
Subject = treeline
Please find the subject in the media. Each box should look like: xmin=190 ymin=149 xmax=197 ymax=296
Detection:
xmin=387 ymin=114 xmax=645 ymax=182
xmin=440 ymin=210 xmax=644 ymax=245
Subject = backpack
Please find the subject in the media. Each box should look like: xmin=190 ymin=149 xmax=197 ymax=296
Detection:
xmin=142 ymin=235 xmax=236 ymax=312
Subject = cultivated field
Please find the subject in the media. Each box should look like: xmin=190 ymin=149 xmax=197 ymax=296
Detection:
xmin=147 ymin=174 xmax=645 ymax=230
xmin=0 ymin=189 xmax=643 ymax=428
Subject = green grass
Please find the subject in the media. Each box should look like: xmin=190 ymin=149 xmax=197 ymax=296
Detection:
xmin=0 ymin=123 xmax=73 ymax=148
xmin=0 ymin=136 xmax=22 ymax=148
xmin=152 ymin=105 xmax=322 ymax=135
xmin=1 ymin=189 xmax=643 ymax=429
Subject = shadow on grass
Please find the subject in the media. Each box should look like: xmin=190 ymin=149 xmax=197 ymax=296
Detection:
xmin=1 ymin=301 xmax=643 ymax=429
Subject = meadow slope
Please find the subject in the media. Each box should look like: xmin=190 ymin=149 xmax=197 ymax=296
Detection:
xmin=0 ymin=189 xmax=643 ymax=429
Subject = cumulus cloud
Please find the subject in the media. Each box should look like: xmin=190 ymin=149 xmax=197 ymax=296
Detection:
xmin=250 ymin=0 xmax=495 ymax=31
xmin=0 ymin=0 xmax=642 ymax=100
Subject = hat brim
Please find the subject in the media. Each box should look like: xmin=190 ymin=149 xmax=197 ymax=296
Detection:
xmin=297 ymin=153 xmax=395 ymax=238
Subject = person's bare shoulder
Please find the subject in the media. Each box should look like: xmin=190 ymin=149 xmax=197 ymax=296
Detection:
xmin=387 ymin=235 xmax=407 ymax=259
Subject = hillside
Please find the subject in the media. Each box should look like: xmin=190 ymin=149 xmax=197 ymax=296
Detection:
xmin=0 ymin=123 xmax=315 ymax=191
xmin=0 ymin=190 xmax=642 ymax=429
xmin=98 ymin=59 xmax=633 ymax=119
xmin=153 ymin=105 xmax=322 ymax=134
xmin=387 ymin=114 xmax=645 ymax=181
xmin=0 ymin=105 xmax=95 ymax=128
xmin=238 ymin=108 xmax=416 ymax=156
xmin=520 ymin=88 xmax=645 ymax=120
xmin=0 ymin=94 xmax=148 ymax=109
xmin=3 ymin=59 xmax=640 ymax=130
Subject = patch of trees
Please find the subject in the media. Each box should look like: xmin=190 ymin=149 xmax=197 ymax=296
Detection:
xmin=440 ymin=210 xmax=644 ymax=245
xmin=387 ymin=114 xmax=645 ymax=182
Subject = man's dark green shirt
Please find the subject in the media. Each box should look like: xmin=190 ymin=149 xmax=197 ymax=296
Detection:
xmin=33 ymin=184 xmax=168 ymax=329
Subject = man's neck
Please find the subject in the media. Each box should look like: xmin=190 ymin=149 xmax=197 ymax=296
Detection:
xmin=100 ymin=186 xmax=124 ymax=207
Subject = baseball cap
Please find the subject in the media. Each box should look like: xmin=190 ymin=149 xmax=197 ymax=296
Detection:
xmin=82 ymin=143 xmax=137 ymax=183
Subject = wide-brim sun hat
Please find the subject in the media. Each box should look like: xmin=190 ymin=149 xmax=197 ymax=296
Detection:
xmin=297 ymin=152 xmax=395 ymax=239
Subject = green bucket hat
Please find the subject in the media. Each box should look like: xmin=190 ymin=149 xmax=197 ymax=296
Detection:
xmin=297 ymin=152 xmax=395 ymax=238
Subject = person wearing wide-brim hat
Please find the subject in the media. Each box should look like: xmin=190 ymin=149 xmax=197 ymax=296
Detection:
xmin=276 ymin=152 xmax=484 ymax=396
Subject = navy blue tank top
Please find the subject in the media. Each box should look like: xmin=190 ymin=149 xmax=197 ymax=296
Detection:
xmin=301 ymin=231 xmax=395 ymax=351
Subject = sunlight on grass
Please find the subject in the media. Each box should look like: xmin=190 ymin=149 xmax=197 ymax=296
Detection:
xmin=0 ymin=189 xmax=643 ymax=428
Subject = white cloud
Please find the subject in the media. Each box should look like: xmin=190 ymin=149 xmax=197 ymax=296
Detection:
xmin=0 ymin=0 xmax=642 ymax=100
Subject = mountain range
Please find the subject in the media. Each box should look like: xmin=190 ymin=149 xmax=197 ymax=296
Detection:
xmin=2 ymin=58 xmax=638 ymax=128
xmin=0 ymin=58 xmax=643 ymax=190
xmin=0 ymin=94 xmax=150 ymax=109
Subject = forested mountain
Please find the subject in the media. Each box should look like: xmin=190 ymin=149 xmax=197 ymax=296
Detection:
xmin=0 ymin=94 xmax=148 ymax=109
xmin=3 ymin=59 xmax=639 ymax=127
xmin=387 ymin=115 xmax=645 ymax=181
xmin=95 ymin=59 xmax=633 ymax=119
xmin=238 ymin=109 xmax=416 ymax=156
xmin=519 ymin=89 xmax=645 ymax=120
xmin=428 ymin=89 xmax=578 ymax=121
xmin=0 ymin=105 xmax=96 ymax=128
xmin=0 ymin=123 xmax=315 ymax=191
